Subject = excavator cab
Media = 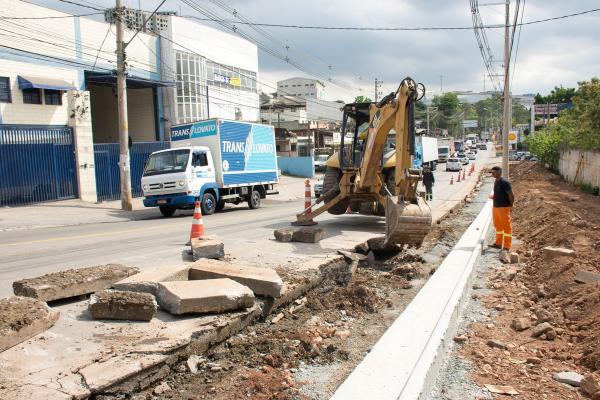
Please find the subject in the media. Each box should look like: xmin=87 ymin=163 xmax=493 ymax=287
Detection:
xmin=294 ymin=78 xmax=432 ymax=247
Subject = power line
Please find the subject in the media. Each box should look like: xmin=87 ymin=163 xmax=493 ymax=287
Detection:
xmin=0 ymin=12 xmax=103 ymax=20
xmin=180 ymin=7 xmax=600 ymax=31
xmin=56 ymin=0 xmax=105 ymax=12
xmin=510 ymin=0 xmax=526 ymax=89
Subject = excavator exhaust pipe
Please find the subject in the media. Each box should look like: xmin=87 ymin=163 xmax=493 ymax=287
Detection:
xmin=384 ymin=196 xmax=432 ymax=247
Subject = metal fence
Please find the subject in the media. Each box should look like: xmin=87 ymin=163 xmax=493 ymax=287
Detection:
xmin=0 ymin=125 xmax=78 ymax=207
xmin=94 ymin=141 xmax=170 ymax=201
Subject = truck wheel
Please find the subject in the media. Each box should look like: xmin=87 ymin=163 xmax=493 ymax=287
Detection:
xmin=201 ymin=193 xmax=216 ymax=215
xmin=159 ymin=206 xmax=176 ymax=217
xmin=216 ymin=199 xmax=225 ymax=212
xmin=248 ymin=190 xmax=261 ymax=209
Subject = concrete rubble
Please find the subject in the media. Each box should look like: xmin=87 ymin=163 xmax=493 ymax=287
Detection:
xmin=552 ymin=371 xmax=584 ymax=387
xmin=273 ymin=228 xmax=294 ymax=242
xmin=191 ymin=235 xmax=225 ymax=260
xmin=581 ymin=374 xmax=600 ymax=396
xmin=112 ymin=264 xmax=190 ymax=296
xmin=189 ymin=259 xmax=283 ymax=298
xmin=574 ymin=270 xmax=600 ymax=284
xmin=292 ymin=227 xmax=324 ymax=243
xmin=0 ymin=296 xmax=60 ymax=352
xmin=542 ymin=246 xmax=575 ymax=260
xmin=157 ymin=279 xmax=255 ymax=315
xmin=13 ymin=264 xmax=139 ymax=302
xmin=88 ymin=290 xmax=157 ymax=321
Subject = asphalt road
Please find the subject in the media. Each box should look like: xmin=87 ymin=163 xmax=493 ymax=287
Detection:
xmin=0 ymin=147 xmax=495 ymax=298
xmin=0 ymin=199 xmax=307 ymax=298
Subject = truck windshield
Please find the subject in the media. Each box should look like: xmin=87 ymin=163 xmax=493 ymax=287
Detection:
xmin=438 ymin=147 xmax=449 ymax=154
xmin=144 ymin=149 xmax=190 ymax=176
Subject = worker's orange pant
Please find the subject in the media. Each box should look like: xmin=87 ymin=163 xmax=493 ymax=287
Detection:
xmin=492 ymin=206 xmax=512 ymax=249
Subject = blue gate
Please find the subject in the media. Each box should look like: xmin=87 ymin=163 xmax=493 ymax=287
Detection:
xmin=94 ymin=141 xmax=170 ymax=201
xmin=0 ymin=125 xmax=78 ymax=207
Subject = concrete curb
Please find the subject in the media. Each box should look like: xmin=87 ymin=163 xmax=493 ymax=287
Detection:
xmin=331 ymin=198 xmax=493 ymax=400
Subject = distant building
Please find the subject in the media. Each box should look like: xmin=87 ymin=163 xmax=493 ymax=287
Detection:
xmin=276 ymin=77 xmax=325 ymax=99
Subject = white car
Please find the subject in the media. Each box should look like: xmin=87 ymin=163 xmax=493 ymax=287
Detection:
xmin=457 ymin=152 xmax=470 ymax=165
xmin=466 ymin=151 xmax=477 ymax=160
xmin=446 ymin=158 xmax=462 ymax=172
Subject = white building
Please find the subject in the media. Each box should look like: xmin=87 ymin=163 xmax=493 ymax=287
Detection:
xmin=0 ymin=1 xmax=261 ymax=206
xmin=160 ymin=16 xmax=259 ymax=128
xmin=277 ymin=77 xmax=325 ymax=99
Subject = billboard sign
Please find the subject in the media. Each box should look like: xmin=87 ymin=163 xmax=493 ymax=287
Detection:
xmin=462 ymin=119 xmax=478 ymax=128
xmin=508 ymin=130 xmax=518 ymax=144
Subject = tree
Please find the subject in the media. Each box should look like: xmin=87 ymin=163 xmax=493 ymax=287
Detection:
xmin=354 ymin=95 xmax=372 ymax=103
xmin=431 ymin=92 xmax=461 ymax=135
xmin=512 ymin=102 xmax=530 ymax=126
xmin=534 ymin=85 xmax=577 ymax=104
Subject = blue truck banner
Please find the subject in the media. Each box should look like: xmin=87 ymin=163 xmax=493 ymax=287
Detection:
xmin=171 ymin=119 xmax=217 ymax=141
xmin=220 ymin=121 xmax=277 ymax=185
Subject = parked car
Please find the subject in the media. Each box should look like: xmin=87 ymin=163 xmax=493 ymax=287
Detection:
xmin=314 ymin=178 xmax=323 ymax=198
xmin=509 ymin=152 xmax=520 ymax=161
xmin=470 ymin=147 xmax=478 ymax=154
xmin=477 ymin=143 xmax=488 ymax=150
xmin=466 ymin=151 xmax=477 ymax=160
xmin=457 ymin=152 xmax=470 ymax=165
xmin=446 ymin=158 xmax=462 ymax=172
xmin=314 ymin=154 xmax=329 ymax=172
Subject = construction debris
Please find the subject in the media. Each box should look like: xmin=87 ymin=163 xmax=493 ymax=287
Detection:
xmin=88 ymin=290 xmax=157 ymax=321
xmin=574 ymin=270 xmax=600 ymax=284
xmin=157 ymin=279 xmax=255 ymax=315
xmin=189 ymin=259 xmax=283 ymax=298
xmin=483 ymin=384 xmax=519 ymax=395
xmin=191 ymin=235 xmax=225 ymax=260
xmin=0 ymin=296 xmax=59 ymax=352
xmin=292 ymin=227 xmax=324 ymax=243
xmin=112 ymin=264 xmax=190 ymax=296
xmin=542 ymin=246 xmax=575 ymax=260
xmin=581 ymin=374 xmax=600 ymax=396
xmin=273 ymin=228 xmax=294 ymax=242
xmin=552 ymin=371 xmax=584 ymax=387
xmin=13 ymin=264 xmax=139 ymax=302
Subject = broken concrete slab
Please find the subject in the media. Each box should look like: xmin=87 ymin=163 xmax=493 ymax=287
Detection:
xmin=553 ymin=371 xmax=584 ymax=387
xmin=274 ymin=228 xmax=294 ymax=242
xmin=0 ymin=296 xmax=60 ymax=353
xmin=191 ymin=235 xmax=225 ymax=260
xmin=510 ymin=252 xmax=520 ymax=264
xmin=157 ymin=279 xmax=255 ymax=315
xmin=542 ymin=246 xmax=575 ymax=261
xmin=56 ymin=373 xmax=91 ymax=400
xmin=112 ymin=264 xmax=190 ymax=296
xmin=292 ymin=227 xmax=324 ymax=243
xmin=13 ymin=264 xmax=139 ymax=302
xmin=574 ymin=270 xmax=600 ymax=284
xmin=89 ymin=290 xmax=157 ymax=321
xmin=79 ymin=353 xmax=168 ymax=393
xmin=337 ymin=250 xmax=368 ymax=263
xmin=189 ymin=259 xmax=283 ymax=298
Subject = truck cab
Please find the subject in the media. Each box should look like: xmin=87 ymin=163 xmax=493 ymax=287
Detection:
xmin=142 ymin=146 xmax=219 ymax=216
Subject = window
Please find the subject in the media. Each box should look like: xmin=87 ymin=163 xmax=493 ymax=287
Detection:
xmin=44 ymin=89 xmax=62 ymax=105
xmin=291 ymin=143 xmax=297 ymax=151
xmin=0 ymin=77 xmax=11 ymax=103
xmin=22 ymin=88 xmax=42 ymax=104
xmin=193 ymin=152 xmax=208 ymax=167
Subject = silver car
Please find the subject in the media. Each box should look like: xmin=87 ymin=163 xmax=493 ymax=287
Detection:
xmin=314 ymin=179 xmax=323 ymax=198
xmin=446 ymin=158 xmax=462 ymax=172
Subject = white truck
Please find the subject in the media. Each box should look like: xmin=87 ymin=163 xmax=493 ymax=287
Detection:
xmin=141 ymin=118 xmax=279 ymax=216
xmin=413 ymin=136 xmax=438 ymax=170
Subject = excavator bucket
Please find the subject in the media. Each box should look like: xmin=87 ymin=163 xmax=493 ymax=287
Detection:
xmin=384 ymin=196 xmax=432 ymax=247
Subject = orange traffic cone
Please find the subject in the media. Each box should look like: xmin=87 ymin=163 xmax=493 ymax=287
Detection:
xmin=450 ymin=175 xmax=454 ymax=185
xmin=189 ymin=199 xmax=205 ymax=241
xmin=462 ymin=170 xmax=466 ymax=180
xmin=457 ymin=172 xmax=461 ymax=182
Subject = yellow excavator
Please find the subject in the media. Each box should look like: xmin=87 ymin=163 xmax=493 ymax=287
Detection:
xmin=293 ymin=77 xmax=432 ymax=247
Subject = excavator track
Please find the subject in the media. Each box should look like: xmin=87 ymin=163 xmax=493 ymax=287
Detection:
xmin=384 ymin=196 xmax=432 ymax=247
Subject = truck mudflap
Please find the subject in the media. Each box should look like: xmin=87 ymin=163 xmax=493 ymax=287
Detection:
xmin=143 ymin=193 xmax=196 ymax=208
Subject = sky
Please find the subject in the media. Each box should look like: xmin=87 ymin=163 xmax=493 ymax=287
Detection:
xmin=32 ymin=0 xmax=600 ymax=103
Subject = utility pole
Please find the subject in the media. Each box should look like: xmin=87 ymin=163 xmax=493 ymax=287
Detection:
xmin=115 ymin=0 xmax=133 ymax=211
xmin=374 ymin=78 xmax=383 ymax=102
xmin=440 ymin=75 xmax=443 ymax=93
xmin=501 ymin=0 xmax=511 ymax=178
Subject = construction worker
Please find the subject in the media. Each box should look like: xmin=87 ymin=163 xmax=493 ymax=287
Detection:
xmin=422 ymin=166 xmax=435 ymax=201
xmin=489 ymin=166 xmax=514 ymax=251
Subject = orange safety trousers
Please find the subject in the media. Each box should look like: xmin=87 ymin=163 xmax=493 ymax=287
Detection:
xmin=492 ymin=206 xmax=512 ymax=249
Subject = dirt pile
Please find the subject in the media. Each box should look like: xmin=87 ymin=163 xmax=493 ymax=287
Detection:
xmin=511 ymin=162 xmax=600 ymax=372
xmin=457 ymin=162 xmax=600 ymax=399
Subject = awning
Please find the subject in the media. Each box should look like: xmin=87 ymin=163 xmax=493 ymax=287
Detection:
xmin=85 ymin=72 xmax=175 ymax=89
xmin=17 ymin=75 xmax=77 ymax=91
